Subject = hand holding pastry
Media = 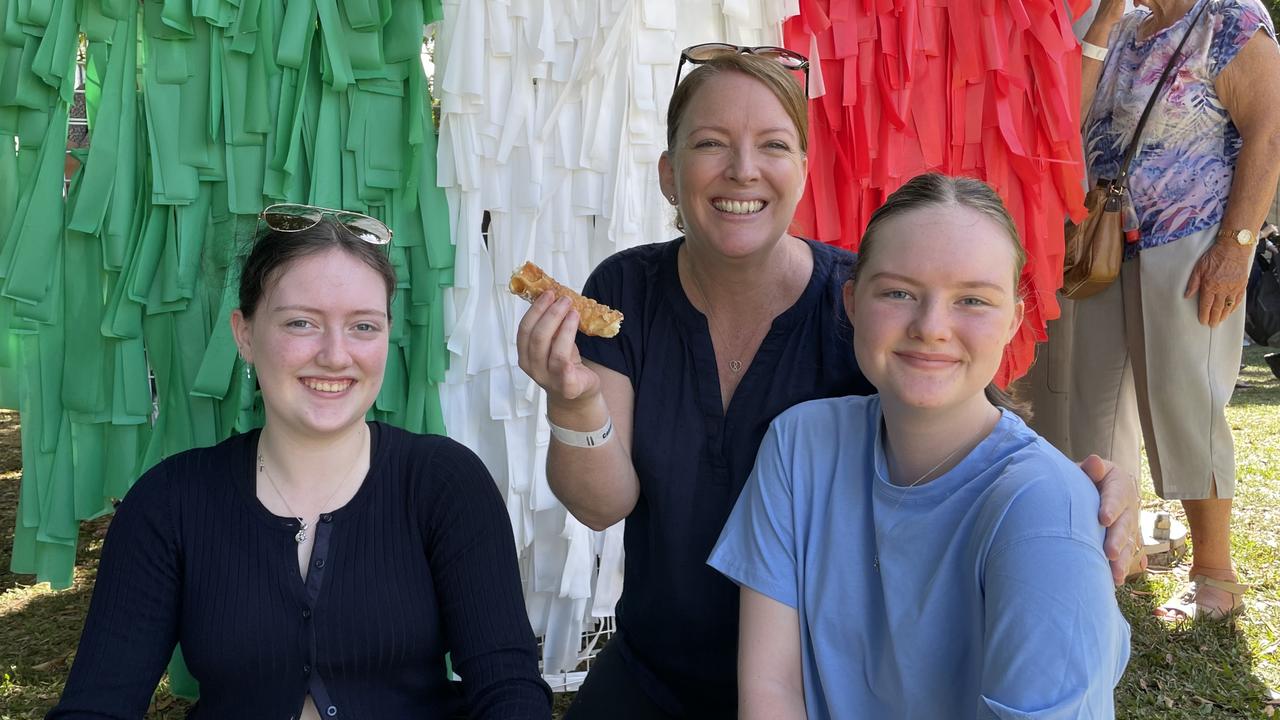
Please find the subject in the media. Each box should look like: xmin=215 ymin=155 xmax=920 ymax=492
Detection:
xmin=514 ymin=264 xmax=613 ymax=405
xmin=509 ymin=262 xmax=623 ymax=338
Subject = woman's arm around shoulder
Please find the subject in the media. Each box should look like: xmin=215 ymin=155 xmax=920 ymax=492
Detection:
xmin=417 ymin=438 xmax=552 ymax=719
xmin=976 ymin=462 xmax=1131 ymax=719
xmin=48 ymin=463 xmax=184 ymax=719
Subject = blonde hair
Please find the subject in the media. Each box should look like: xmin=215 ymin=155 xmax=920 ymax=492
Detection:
xmin=666 ymin=53 xmax=809 ymax=154
xmin=666 ymin=54 xmax=808 ymax=233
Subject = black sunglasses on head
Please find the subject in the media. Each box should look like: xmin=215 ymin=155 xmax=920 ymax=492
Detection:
xmin=673 ymin=43 xmax=810 ymax=97
xmin=259 ymin=203 xmax=393 ymax=245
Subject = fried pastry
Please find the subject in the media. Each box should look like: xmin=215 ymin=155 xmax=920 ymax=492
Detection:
xmin=509 ymin=262 xmax=623 ymax=338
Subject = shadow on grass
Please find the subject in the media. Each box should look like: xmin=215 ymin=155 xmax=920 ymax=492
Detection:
xmin=0 ymin=572 xmax=192 ymax=719
xmin=0 ymin=579 xmax=92 ymax=717
xmin=1234 ymin=346 xmax=1280 ymax=408
xmin=1116 ymin=577 xmax=1273 ymax=719
xmin=1230 ymin=388 xmax=1280 ymax=409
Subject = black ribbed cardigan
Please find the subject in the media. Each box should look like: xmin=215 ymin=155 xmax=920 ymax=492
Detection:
xmin=49 ymin=422 xmax=551 ymax=719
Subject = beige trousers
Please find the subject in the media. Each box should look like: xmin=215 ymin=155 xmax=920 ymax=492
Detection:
xmin=1023 ymin=297 xmax=1076 ymax=454
xmin=1067 ymin=226 xmax=1244 ymax=500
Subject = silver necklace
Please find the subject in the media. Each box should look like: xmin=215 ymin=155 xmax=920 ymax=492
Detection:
xmin=885 ymin=440 xmax=969 ymax=490
xmin=686 ymin=258 xmax=764 ymax=375
xmin=257 ymin=434 xmax=367 ymax=544
xmin=871 ymin=428 xmax=982 ymax=572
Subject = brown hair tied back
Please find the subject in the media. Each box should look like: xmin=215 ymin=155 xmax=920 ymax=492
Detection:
xmin=665 ymin=53 xmax=809 ymax=233
xmin=851 ymin=173 xmax=1031 ymax=419
xmin=239 ymin=219 xmax=398 ymax=321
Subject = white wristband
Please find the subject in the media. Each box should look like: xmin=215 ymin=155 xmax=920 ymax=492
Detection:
xmin=1082 ymin=41 xmax=1108 ymax=62
xmin=548 ymin=416 xmax=615 ymax=448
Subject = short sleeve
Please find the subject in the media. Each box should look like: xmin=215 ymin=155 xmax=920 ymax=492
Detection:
xmin=707 ymin=422 xmax=800 ymax=609
xmin=1208 ymin=0 xmax=1276 ymax=78
xmin=576 ymin=255 xmax=637 ymax=380
xmin=975 ymin=475 xmax=1131 ymax=718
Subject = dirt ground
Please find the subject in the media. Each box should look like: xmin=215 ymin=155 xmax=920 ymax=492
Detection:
xmin=0 ymin=409 xmax=36 ymax=596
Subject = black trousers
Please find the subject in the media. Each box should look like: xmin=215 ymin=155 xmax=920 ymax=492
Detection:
xmin=562 ymin=642 xmax=680 ymax=720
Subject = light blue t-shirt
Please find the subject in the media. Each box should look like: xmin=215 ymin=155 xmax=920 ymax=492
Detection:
xmin=708 ymin=395 xmax=1130 ymax=720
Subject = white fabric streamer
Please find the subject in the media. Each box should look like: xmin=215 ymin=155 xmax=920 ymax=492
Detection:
xmin=435 ymin=0 xmax=788 ymax=676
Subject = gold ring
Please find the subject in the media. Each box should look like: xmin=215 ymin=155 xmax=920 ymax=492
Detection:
xmin=1225 ymin=299 xmax=1235 ymax=306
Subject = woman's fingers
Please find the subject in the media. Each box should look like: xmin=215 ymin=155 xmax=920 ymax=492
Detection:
xmin=546 ymin=309 xmax=580 ymax=368
xmin=516 ymin=291 xmax=556 ymax=373
xmin=517 ymin=293 xmax=568 ymax=376
xmin=515 ymin=293 xmax=597 ymax=400
xmin=1207 ymin=293 xmax=1229 ymax=327
xmin=1079 ymin=454 xmax=1142 ymax=585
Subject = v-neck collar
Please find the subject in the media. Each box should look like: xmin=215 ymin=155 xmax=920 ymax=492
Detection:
xmin=660 ymin=238 xmax=832 ymax=430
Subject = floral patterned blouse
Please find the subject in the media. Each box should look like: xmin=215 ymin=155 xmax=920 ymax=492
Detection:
xmin=1085 ymin=0 xmax=1275 ymax=255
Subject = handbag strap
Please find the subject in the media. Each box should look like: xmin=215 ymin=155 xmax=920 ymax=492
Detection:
xmin=1114 ymin=0 xmax=1211 ymax=188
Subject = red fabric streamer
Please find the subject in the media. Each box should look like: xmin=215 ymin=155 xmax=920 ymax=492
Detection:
xmin=785 ymin=0 xmax=1087 ymax=386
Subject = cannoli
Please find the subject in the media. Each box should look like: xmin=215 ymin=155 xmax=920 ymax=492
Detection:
xmin=509 ymin=262 xmax=623 ymax=338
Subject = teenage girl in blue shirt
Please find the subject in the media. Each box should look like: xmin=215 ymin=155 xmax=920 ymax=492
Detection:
xmin=710 ymin=174 xmax=1131 ymax=719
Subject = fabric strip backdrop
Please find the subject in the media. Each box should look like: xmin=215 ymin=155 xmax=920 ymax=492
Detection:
xmin=433 ymin=0 xmax=799 ymax=675
xmin=784 ymin=0 xmax=1090 ymax=385
xmin=434 ymin=0 xmax=1089 ymax=673
xmin=0 ymin=0 xmax=453 ymax=694
xmin=0 ymin=0 xmax=1090 ymax=689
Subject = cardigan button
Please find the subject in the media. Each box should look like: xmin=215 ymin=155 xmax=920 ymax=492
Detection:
xmin=301 ymin=609 xmax=312 ymax=619
xmin=319 ymin=513 xmax=333 ymax=523
xmin=302 ymin=664 xmax=311 ymax=675
xmin=326 ymin=706 xmax=338 ymax=717
xmin=314 ymin=558 xmax=326 ymax=569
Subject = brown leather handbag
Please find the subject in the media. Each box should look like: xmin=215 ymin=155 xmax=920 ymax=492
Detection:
xmin=1063 ymin=181 xmax=1126 ymax=299
xmin=1063 ymin=3 xmax=1208 ymax=300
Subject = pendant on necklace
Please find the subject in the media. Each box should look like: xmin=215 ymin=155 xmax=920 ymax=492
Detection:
xmin=294 ymin=520 xmax=308 ymax=544
xmin=728 ymin=360 xmax=743 ymax=373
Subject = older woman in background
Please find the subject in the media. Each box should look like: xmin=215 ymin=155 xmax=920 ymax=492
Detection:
xmin=1073 ymin=0 xmax=1280 ymax=619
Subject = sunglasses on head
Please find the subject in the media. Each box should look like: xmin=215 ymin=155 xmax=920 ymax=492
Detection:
xmin=674 ymin=43 xmax=810 ymax=97
xmin=259 ymin=203 xmax=393 ymax=245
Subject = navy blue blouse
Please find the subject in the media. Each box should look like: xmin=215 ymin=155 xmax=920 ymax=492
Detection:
xmin=578 ymin=238 xmax=874 ymax=716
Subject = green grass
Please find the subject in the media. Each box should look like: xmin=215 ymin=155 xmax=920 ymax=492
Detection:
xmin=1108 ymin=344 xmax=1280 ymax=718
xmin=2 ymin=348 xmax=1280 ymax=718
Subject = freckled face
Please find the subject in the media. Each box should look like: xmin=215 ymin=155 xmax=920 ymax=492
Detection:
xmin=843 ymin=205 xmax=1024 ymax=415
xmin=232 ymin=248 xmax=390 ymax=440
xmin=659 ymin=71 xmax=807 ymax=259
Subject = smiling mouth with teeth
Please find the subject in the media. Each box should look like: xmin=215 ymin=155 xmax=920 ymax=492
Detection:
xmin=303 ymin=379 xmax=352 ymax=393
xmin=712 ymin=199 xmax=765 ymax=215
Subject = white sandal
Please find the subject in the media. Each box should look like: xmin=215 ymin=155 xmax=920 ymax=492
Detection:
xmin=1155 ymin=574 xmax=1248 ymax=622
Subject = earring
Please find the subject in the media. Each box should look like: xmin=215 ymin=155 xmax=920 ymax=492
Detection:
xmin=245 ymin=364 xmax=253 ymax=382
xmin=668 ymin=195 xmax=677 ymax=205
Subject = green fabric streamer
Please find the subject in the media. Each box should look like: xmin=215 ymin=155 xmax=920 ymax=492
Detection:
xmin=2 ymin=0 xmax=453 ymax=697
